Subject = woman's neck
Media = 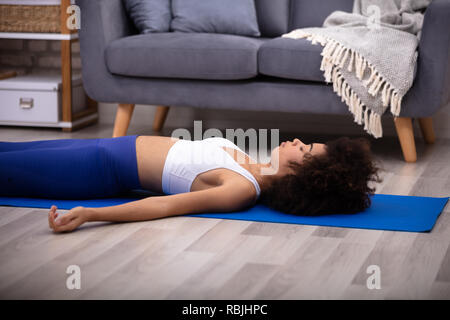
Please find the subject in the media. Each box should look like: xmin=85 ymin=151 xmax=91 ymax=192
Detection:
xmin=246 ymin=162 xmax=278 ymax=193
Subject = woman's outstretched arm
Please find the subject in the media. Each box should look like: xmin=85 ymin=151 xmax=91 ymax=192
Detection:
xmin=48 ymin=178 xmax=256 ymax=233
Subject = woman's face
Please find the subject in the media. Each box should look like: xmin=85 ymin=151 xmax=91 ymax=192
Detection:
xmin=270 ymin=138 xmax=327 ymax=175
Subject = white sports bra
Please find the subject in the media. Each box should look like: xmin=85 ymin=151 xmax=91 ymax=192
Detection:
xmin=161 ymin=137 xmax=261 ymax=199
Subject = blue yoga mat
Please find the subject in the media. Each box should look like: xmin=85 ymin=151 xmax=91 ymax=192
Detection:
xmin=0 ymin=192 xmax=448 ymax=232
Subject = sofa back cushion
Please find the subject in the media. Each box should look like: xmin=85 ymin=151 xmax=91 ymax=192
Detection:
xmin=254 ymin=0 xmax=290 ymax=37
xmin=289 ymin=0 xmax=354 ymax=31
xmin=171 ymin=0 xmax=260 ymax=37
xmin=123 ymin=0 xmax=171 ymax=33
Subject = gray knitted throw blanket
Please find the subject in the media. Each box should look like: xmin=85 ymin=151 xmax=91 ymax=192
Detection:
xmin=282 ymin=0 xmax=432 ymax=138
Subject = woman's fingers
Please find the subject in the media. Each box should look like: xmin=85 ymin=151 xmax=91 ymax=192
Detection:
xmin=53 ymin=217 xmax=82 ymax=233
xmin=49 ymin=206 xmax=86 ymax=233
xmin=48 ymin=210 xmax=53 ymax=229
xmin=51 ymin=206 xmax=58 ymax=220
xmin=48 ymin=206 xmax=57 ymax=229
xmin=48 ymin=205 xmax=72 ymax=232
xmin=55 ymin=211 xmax=75 ymax=226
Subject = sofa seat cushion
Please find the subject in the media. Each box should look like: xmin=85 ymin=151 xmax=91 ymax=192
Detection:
xmin=258 ymin=37 xmax=325 ymax=82
xmin=106 ymin=32 xmax=268 ymax=80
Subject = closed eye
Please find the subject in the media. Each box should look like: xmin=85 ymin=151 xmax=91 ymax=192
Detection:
xmin=301 ymin=144 xmax=314 ymax=153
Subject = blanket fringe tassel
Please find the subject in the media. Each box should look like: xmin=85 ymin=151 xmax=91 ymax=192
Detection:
xmin=283 ymin=31 xmax=405 ymax=139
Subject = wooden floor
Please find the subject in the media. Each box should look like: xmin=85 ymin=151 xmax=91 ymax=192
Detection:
xmin=0 ymin=122 xmax=449 ymax=300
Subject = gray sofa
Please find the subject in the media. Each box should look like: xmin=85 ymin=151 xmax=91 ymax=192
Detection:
xmin=76 ymin=0 xmax=450 ymax=163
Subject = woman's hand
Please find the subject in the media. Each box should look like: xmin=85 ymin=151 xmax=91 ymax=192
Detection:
xmin=48 ymin=205 xmax=88 ymax=233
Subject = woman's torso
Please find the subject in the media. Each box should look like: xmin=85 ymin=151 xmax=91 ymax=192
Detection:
xmin=135 ymin=135 xmax=259 ymax=198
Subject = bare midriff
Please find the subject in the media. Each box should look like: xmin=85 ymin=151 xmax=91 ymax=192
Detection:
xmin=135 ymin=136 xmax=257 ymax=194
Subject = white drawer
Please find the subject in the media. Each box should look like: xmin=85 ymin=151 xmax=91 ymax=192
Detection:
xmin=0 ymin=74 xmax=87 ymax=124
xmin=0 ymin=89 xmax=60 ymax=123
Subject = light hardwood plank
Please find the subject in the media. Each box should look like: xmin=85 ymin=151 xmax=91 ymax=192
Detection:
xmin=166 ymin=234 xmax=272 ymax=299
xmin=385 ymin=237 xmax=450 ymax=299
xmin=214 ymin=262 xmax=280 ymax=299
xmin=255 ymin=236 xmax=341 ymax=299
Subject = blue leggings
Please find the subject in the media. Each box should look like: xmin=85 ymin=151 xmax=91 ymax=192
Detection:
xmin=0 ymin=135 xmax=142 ymax=199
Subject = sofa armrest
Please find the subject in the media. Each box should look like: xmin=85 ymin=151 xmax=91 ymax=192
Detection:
xmin=76 ymin=0 xmax=136 ymax=102
xmin=404 ymin=0 xmax=450 ymax=116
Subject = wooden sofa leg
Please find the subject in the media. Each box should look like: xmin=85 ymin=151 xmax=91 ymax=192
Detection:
xmin=113 ymin=103 xmax=135 ymax=138
xmin=393 ymin=117 xmax=417 ymax=163
xmin=153 ymin=106 xmax=170 ymax=132
xmin=418 ymin=117 xmax=436 ymax=144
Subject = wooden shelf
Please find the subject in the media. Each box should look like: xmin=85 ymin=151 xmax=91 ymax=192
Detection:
xmin=0 ymin=0 xmax=73 ymax=5
xmin=0 ymin=112 xmax=99 ymax=129
xmin=0 ymin=32 xmax=78 ymax=40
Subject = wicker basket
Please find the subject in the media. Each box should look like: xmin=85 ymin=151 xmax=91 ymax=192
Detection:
xmin=0 ymin=5 xmax=61 ymax=33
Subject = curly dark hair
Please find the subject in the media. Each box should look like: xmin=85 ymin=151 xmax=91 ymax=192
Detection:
xmin=259 ymin=136 xmax=383 ymax=216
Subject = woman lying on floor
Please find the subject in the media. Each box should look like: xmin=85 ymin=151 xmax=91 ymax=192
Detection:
xmin=0 ymin=134 xmax=382 ymax=233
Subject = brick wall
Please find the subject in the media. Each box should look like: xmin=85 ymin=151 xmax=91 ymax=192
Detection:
xmin=0 ymin=39 xmax=81 ymax=76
